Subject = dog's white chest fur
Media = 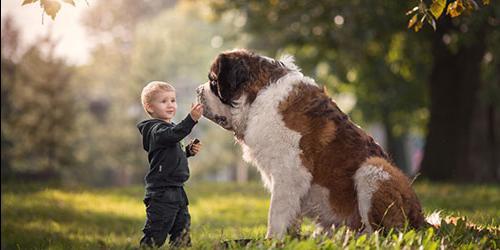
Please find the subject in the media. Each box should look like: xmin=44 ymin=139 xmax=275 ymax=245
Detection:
xmin=242 ymin=72 xmax=313 ymax=190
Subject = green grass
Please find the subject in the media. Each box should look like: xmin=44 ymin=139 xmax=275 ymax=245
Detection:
xmin=2 ymin=181 xmax=499 ymax=249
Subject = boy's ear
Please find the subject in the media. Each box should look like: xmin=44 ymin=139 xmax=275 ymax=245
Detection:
xmin=145 ymin=103 xmax=153 ymax=114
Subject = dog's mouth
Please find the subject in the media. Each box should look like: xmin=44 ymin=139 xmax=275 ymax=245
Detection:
xmin=213 ymin=114 xmax=232 ymax=130
xmin=214 ymin=115 xmax=228 ymax=127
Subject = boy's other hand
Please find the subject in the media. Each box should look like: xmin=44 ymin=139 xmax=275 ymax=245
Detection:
xmin=190 ymin=103 xmax=203 ymax=121
xmin=189 ymin=139 xmax=202 ymax=156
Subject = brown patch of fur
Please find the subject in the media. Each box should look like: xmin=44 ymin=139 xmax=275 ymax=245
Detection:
xmin=279 ymin=83 xmax=389 ymax=225
xmin=364 ymin=157 xmax=425 ymax=230
xmin=245 ymin=57 xmax=288 ymax=104
xmin=279 ymin=84 xmax=337 ymax=172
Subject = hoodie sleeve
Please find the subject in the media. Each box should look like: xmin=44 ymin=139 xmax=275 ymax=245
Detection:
xmin=153 ymin=114 xmax=197 ymax=145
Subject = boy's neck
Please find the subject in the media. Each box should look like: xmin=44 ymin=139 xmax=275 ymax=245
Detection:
xmin=152 ymin=117 xmax=172 ymax=123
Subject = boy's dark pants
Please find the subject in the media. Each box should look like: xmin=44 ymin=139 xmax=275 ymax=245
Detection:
xmin=140 ymin=187 xmax=191 ymax=248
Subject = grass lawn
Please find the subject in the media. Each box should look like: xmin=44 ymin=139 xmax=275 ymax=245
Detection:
xmin=1 ymin=181 xmax=499 ymax=249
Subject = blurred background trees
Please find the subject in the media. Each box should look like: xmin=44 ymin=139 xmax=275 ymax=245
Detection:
xmin=2 ymin=0 xmax=498 ymax=185
xmin=2 ymin=16 xmax=80 ymax=181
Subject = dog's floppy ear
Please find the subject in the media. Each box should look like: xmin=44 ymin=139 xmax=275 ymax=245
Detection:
xmin=217 ymin=54 xmax=250 ymax=106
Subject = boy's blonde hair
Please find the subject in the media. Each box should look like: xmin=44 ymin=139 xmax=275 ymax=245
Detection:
xmin=141 ymin=81 xmax=176 ymax=116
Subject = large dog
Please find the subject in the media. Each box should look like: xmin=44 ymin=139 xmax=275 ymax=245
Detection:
xmin=196 ymin=49 xmax=425 ymax=239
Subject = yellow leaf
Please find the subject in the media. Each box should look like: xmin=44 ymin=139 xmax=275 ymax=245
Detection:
xmin=483 ymin=0 xmax=490 ymax=5
xmin=429 ymin=0 xmax=446 ymax=19
xmin=42 ymin=0 xmax=61 ymax=20
xmin=63 ymin=0 xmax=75 ymax=6
xmin=22 ymin=0 xmax=38 ymax=5
xmin=414 ymin=15 xmax=426 ymax=32
xmin=408 ymin=14 xmax=418 ymax=28
xmin=447 ymin=0 xmax=465 ymax=18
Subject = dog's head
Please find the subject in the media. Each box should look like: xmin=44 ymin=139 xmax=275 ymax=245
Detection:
xmin=197 ymin=49 xmax=290 ymax=135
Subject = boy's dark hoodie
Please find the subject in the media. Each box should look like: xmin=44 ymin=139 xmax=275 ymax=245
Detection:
xmin=137 ymin=114 xmax=197 ymax=191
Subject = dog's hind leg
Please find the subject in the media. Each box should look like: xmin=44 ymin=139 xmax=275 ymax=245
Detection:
xmin=355 ymin=157 xmax=425 ymax=232
xmin=354 ymin=163 xmax=391 ymax=233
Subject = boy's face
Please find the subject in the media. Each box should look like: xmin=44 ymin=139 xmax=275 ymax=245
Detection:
xmin=146 ymin=90 xmax=177 ymax=122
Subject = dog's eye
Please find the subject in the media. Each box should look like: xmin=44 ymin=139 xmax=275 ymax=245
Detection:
xmin=210 ymin=80 xmax=218 ymax=91
xmin=209 ymin=80 xmax=220 ymax=96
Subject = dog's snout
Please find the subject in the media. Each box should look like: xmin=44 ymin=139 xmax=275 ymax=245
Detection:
xmin=196 ymin=85 xmax=203 ymax=95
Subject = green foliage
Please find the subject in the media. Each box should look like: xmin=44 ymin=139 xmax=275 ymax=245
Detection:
xmin=2 ymin=182 xmax=499 ymax=249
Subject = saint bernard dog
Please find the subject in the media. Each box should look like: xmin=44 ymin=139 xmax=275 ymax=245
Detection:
xmin=196 ymin=49 xmax=425 ymax=239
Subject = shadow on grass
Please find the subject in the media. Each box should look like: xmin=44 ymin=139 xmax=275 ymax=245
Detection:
xmin=2 ymin=203 xmax=144 ymax=249
xmin=2 ymin=225 xmax=139 ymax=250
xmin=2 ymin=183 xmax=145 ymax=249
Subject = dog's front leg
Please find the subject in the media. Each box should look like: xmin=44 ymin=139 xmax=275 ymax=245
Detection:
xmin=266 ymin=188 xmax=300 ymax=239
xmin=287 ymin=216 xmax=303 ymax=238
xmin=266 ymin=174 xmax=310 ymax=239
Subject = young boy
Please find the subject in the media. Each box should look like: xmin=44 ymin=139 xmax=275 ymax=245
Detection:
xmin=137 ymin=81 xmax=203 ymax=248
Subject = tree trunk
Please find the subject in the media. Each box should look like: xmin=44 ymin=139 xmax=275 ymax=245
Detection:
xmin=383 ymin=115 xmax=410 ymax=174
xmin=421 ymin=17 xmax=499 ymax=182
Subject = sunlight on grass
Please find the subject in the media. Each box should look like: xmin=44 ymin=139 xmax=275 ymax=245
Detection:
xmin=2 ymin=181 xmax=499 ymax=249
xmin=37 ymin=189 xmax=144 ymax=219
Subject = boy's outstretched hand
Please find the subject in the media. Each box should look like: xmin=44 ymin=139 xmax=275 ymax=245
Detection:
xmin=190 ymin=103 xmax=204 ymax=121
